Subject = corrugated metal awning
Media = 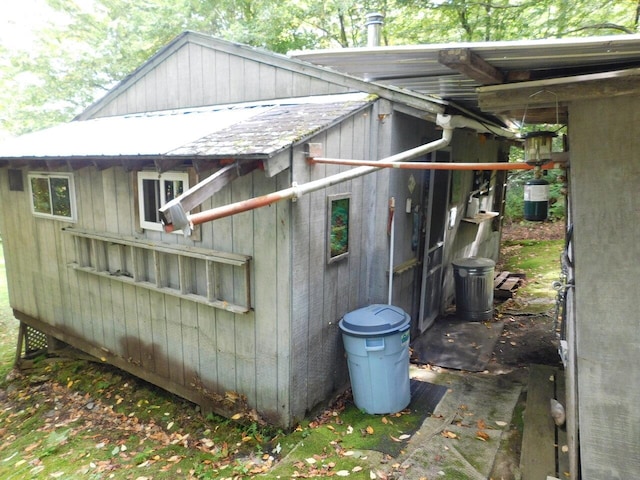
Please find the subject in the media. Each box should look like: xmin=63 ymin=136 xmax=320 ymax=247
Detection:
xmin=0 ymin=92 xmax=373 ymax=162
xmin=290 ymin=34 xmax=640 ymax=123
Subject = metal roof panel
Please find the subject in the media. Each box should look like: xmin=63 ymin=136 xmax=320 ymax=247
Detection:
xmin=0 ymin=93 xmax=373 ymax=160
xmin=290 ymin=34 xmax=640 ymax=117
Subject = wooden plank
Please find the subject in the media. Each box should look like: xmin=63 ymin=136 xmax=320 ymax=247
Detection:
xmin=521 ymin=364 xmax=558 ymax=480
xmin=180 ymin=298 xmax=200 ymax=388
xmin=164 ymin=49 xmax=180 ymax=109
xmin=197 ymin=303 xmax=218 ymax=388
xmin=149 ymin=291 xmax=173 ymax=378
xmin=201 ymin=46 xmax=217 ymax=106
xmin=306 ymin=132 xmax=328 ymax=408
xmin=275 ymin=68 xmax=293 ymax=98
xmin=63 ymin=227 xmax=251 ymax=266
xmin=109 ymin=277 xmax=127 ymax=358
xmin=348 ymin=112 xmax=368 ymax=312
xmin=556 ymin=369 xmax=570 ymax=479
xmin=214 ymin=51 xmax=231 ymax=105
xmin=502 ymin=277 xmax=521 ymax=290
xmin=274 ymin=169 xmax=292 ymax=425
xmin=122 ymin=283 xmax=141 ymax=366
xmin=68 ymin=264 xmax=250 ymax=314
xmin=136 ymin=288 xmax=154 ymax=371
xmin=494 ymin=271 xmax=510 ymax=287
xmin=438 ymin=48 xmax=504 ymax=85
xmin=213 ymin=178 xmax=237 ymax=394
xmin=258 ymin=63 xmax=277 ymax=100
xmin=189 ymin=43 xmax=205 ymax=106
xmin=165 ymin=295 xmax=184 ymax=385
xmin=231 ymin=169 xmax=256 ymax=406
xmin=289 ymin=147 xmax=312 ymax=418
xmin=89 ymin=168 xmax=107 ymax=347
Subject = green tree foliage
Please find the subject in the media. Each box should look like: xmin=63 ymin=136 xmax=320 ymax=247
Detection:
xmin=2 ymin=0 xmax=640 ymax=135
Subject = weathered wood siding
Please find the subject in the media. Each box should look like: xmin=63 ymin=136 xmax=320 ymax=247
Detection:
xmin=441 ymin=129 xmax=506 ymax=306
xmin=570 ymin=95 xmax=640 ymax=479
xmin=385 ymin=112 xmax=437 ymax=319
xmin=289 ymin=104 xmax=376 ymax=418
xmin=86 ymin=39 xmax=351 ymax=119
xmin=0 ymin=160 xmax=294 ymax=426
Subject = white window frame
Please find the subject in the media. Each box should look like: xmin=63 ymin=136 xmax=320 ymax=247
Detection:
xmin=28 ymin=172 xmax=77 ymax=222
xmin=137 ymin=171 xmax=189 ymax=232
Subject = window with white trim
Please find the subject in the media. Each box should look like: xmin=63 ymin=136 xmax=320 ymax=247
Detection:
xmin=28 ymin=172 xmax=77 ymax=221
xmin=137 ymin=171 xmax=189 ymax=231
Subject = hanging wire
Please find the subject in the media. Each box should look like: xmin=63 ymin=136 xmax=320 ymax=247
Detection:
xmin=520 ymin=89 xmax=560 ymax=135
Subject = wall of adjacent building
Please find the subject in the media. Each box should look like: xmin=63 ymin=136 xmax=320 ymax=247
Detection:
xmin=570 ymin=94 xmax=640 ymax=479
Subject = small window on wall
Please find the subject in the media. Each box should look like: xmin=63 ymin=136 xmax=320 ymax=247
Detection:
xmin=138 ymin=171 xmax=188 ymax=231
xmin=327 ymin=193 xmax=350 ymax=264
xmin=28 ymin=172 xmax=76 ymax=221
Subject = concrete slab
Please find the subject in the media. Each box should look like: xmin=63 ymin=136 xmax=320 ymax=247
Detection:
xmin=394 ymin=366 xmax=524 ymax=479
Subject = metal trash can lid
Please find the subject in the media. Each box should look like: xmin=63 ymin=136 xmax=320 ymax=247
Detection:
xmin=339 ymin=304 xmax=410 ymax=337
xmin=452 ymin=257 xmax=495 ymax=268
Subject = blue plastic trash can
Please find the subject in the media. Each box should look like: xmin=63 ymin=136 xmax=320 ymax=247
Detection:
xmin=339 ymin=304 xmax=411 ymax=414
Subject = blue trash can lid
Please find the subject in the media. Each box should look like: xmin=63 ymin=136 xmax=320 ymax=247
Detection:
xmin=452 ymin=257 xmax=495 ymax=268
xmin=339 ymin=304 xmax=410 ymax=336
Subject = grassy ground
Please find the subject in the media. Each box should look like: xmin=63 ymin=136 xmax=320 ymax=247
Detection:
xmin=499 ymin=238 xmax=564 ymax=307
xmin=0 ymin=233 xmax=564 ymax=479
xmin=0 ymin=240 xmax=18 ymax=379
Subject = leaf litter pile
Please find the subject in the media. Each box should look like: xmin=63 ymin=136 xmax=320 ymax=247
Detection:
xmin=0 ymin=355 xmax=281 ymax=479
xmin=0 ymin=354 xmax=425 ymax=479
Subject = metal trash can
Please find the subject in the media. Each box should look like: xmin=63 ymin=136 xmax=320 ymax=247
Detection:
xmin=452 ymin=257 xmax=495 ymax=321
xmin=339 ymin=304 xmax=411 ymax=414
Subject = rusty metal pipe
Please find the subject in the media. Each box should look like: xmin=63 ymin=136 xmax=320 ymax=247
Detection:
xmin=187 ymin=187 xmax=299 ymax=227
xmin=308 ymin=158 xmax=537 ymax=170
xmin=182 ymin=114 xmax=456 ymax=230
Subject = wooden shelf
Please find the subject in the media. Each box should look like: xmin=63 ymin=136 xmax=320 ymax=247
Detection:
xmin=461 ymin=211 xmax=499 ymax=224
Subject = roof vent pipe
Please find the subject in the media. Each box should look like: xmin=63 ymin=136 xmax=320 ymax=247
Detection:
xmin=365 ymin=12 xmax=384 ymax=47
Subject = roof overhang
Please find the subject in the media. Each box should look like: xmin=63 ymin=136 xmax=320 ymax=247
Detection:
xmin=290 ymin=34 xmax=640 ymax=126
xmin=0 ymin=93 xmax=375 ymax=174
xmin=477 ymin=67 xmax=640 ymax=123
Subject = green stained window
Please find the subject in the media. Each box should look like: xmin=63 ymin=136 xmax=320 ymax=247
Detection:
xmin=328 ymin=194 xmax=350 ymax=263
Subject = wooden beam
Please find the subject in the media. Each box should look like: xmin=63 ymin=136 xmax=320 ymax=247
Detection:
xmin=507 ymin=107 xmax=568 ymax=125
xmin=479 ymin=68 xmax=640 ymax=112
xmin=154 ymin=157 xmax=186 ymax=173
xmin=67 ymin=159 xmax=95 ymax=170
xmin=193 ymin=158 xmax=220 ymax=174
xmin=439 ymin=48 xmax=504 ymax=85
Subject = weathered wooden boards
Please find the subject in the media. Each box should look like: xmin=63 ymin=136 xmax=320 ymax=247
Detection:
xmin=520 ymin=364 xmax=569 ymax=480
xmin=494 ymin=271 xmax=526 ymax=299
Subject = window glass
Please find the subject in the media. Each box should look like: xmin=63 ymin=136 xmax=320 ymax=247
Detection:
xmin=28 ymin=173 xmax=76 ymax=221
xmin=138 ymin=172 xmax=188 ymax=231
xmin=50 ymin=177 xmax=72 ymax=217
xmin=328 ymin=193 xmax=350 ymax=263
xmin=30 ymin=177 xmax=51 ymax=214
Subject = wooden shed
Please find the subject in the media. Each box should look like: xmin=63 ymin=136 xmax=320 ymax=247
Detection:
xmin=0 ymin=32 xmax=511 ymax=427
xmin=294 ymin=33 xmax=640 ymax=478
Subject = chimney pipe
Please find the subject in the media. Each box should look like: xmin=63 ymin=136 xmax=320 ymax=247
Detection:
xmin=365 ymin=12 xmax=384 ymax=47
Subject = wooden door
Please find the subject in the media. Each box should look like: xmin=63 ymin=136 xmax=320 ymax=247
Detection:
xmin=418 ymin=149 xmax=451 ymax=332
